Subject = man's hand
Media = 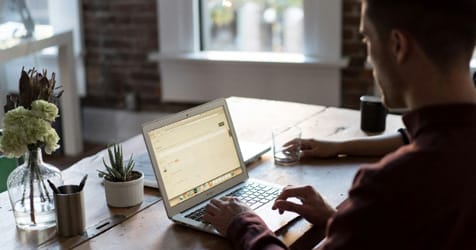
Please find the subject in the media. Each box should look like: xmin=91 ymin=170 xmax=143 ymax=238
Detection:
xmin=272 ymin=185 xmax=335 ymax=226
xmin=286 ymin=139 xmax=341 ymax=158
xmin=203 ymin=196 xmax=254 ymax=235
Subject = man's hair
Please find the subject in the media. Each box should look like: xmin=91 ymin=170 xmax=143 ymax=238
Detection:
xmin=365 ymin=0 xmax=476 ymax=69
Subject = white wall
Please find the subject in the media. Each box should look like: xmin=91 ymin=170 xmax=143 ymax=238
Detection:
xmin=161 ymin=60 xmax=341 ymax=105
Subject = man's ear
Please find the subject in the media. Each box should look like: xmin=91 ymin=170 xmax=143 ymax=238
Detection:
xmin=390 ymin=30 xmax=410 ymax=64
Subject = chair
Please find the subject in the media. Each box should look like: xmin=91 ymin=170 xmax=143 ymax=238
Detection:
xmin=0 ymin=157 xmax=17 ymax=193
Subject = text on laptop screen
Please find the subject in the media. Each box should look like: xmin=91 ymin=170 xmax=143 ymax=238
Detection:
xmin=147 ymin=107 xmax=242 ymax=207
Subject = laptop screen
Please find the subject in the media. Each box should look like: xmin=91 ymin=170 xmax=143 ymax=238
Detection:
xmin=146 ymin=106 xmax=243 ymax=207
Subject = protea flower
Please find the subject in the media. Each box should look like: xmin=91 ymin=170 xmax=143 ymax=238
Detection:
xmin=4 ymin=67 xmax=63 ymax=113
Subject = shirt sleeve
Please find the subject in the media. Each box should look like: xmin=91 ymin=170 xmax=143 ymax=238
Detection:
xmin=319 ymin=168 xmax=393 ymax=250
xmin=397 ymin=128 xmax=410 ymax=144
xmin=226 ymin=211 xmax=289 ymax=250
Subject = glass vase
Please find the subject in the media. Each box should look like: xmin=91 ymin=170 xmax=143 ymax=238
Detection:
xmin=6 ymin=147 xmax=63 ymax=230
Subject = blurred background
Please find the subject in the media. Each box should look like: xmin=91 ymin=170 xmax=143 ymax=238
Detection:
xmin=1 ymin=0 xmax=475 ymax=167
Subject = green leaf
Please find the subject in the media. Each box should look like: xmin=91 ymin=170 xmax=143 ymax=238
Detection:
xmin=100 ymin=143 xmax=136 ymax=182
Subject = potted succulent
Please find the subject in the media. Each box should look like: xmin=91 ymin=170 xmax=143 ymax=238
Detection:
xmin=98 ymin=144 xmax=144 ymax=207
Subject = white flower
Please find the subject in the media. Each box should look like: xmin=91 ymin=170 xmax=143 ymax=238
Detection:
xmin=0 ymin=102 xmax=61 ymax=158
xmin=44 ymin=128 xmax=60 ymax=154
xmin=31 ymin=100 xmax=59 ymax=122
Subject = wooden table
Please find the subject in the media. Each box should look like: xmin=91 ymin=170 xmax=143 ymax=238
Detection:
xmin=0 ymin=97 xmax=404 ymax=249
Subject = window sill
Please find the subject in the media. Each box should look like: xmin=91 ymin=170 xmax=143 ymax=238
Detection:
xmin=154 ymin=51 xmax=346 ymax=105
xmin=149 ymin=51 xmax=348 ymax=68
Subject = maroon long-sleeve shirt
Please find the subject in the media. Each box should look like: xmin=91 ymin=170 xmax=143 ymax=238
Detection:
xmin=226 ymin=103 xmax=476 ymax=250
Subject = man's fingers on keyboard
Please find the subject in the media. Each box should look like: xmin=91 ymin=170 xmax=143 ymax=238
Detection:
xmin=220 ymin=196 xmax=232 ymax=201
xmin=210 ymin=198 xmax=226 ymax=208
xmin=203 ymin=213 xmax=212 ymax=223
xmin=274 ymin=199 xmax=303 ymax=214
xmin=205 ymin=202 xmax=219 ymax=216
xmin=220 ymin=196 xmax=240 ymax=202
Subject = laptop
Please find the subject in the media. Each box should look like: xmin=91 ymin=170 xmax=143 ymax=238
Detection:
xmin=133 ymin=141 xmax=270 ymax=189
xmin=141 ymin=98 xmax=299 ymax=235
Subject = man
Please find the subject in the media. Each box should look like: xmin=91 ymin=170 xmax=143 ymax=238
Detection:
xmin=204 ymin=0 xmax=476 ymax=249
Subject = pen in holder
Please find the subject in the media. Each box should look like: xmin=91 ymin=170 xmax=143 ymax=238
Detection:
xmin=50 ymin=176 xmax=87 ymax=237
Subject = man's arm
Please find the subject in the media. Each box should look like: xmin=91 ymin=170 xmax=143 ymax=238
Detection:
xmin=204 ymin=197 xmax=288 ymax=250
xmin=298 ymin=131 xmax=407 ymax=158
xmin=227 ymin=212 xmax=288 ymax=250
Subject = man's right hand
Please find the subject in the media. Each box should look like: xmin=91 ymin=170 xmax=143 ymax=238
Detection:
xmin=272 ymin=185 xmax=336 ymax=226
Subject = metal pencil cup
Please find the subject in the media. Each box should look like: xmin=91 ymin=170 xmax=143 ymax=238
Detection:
xmin=54 ymin=185 xmax=85 ymax=237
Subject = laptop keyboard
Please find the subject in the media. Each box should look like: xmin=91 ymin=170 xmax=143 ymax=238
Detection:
xmin=185 ymin=182 xmax=281 ymax=223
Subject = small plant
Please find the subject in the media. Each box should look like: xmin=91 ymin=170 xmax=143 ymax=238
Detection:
xmin=98 ymin=144 xmax=138 ymax=182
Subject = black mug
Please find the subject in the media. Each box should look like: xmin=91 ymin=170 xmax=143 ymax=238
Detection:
xmin=360 ymin=95 xmax=387 ymax=133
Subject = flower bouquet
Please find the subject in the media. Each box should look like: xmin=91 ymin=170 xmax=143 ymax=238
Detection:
xmin=0 ymin=68 xmax=64 ymax=230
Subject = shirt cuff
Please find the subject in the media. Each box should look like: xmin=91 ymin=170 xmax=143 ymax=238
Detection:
xmin=397 ymin=128 xmax=410 ymax=145
xmin=227 ymin=211 xmax=288 ymax=250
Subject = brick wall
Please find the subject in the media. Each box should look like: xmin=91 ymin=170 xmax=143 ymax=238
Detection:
xmin=81 ymin=0 xmax=161 ymax=110
xmin=81 ymin=1 xmax=373 ymax=110
xmin=341 ymin=0 xmax=375 ymax=109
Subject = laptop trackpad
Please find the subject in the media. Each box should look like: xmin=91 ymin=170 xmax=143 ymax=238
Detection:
xmin=255 ymin=198 xmax=300 ymax=232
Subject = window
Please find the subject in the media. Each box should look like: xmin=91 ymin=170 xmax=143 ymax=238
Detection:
xmin=200 ymin=0 xmax=304 ymax=53
xmin=0 ymin=0 xmax=85 ymax=95
xmin=0 ymin=0 xmax=49 ymax=24
xmin=0 ymin=0 xmax=49 ymax=41
xmin=158 ymin=0 xmax=343 ymax=59
xmin=156 ymin=0 xmax=347 ymax=106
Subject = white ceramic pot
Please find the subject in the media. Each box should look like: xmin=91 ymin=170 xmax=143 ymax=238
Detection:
xmin=104 ymin=171 xmax=144 ymax=207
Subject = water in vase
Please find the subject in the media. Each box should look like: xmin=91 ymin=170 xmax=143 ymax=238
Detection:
xmin=12 ymin=198 xmax=56 ymax=230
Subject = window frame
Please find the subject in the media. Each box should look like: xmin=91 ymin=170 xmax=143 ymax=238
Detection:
xmin=199 ymin=0 xmax=305 ymax=53
xmin=155 ymin=0 xmax=347 ymax=106
xmin=158 ymin=0 xmax=343 ymax=60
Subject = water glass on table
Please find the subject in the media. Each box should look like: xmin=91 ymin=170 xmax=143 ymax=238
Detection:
xmin=272 ymin=125 xmax=302 ymax=166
